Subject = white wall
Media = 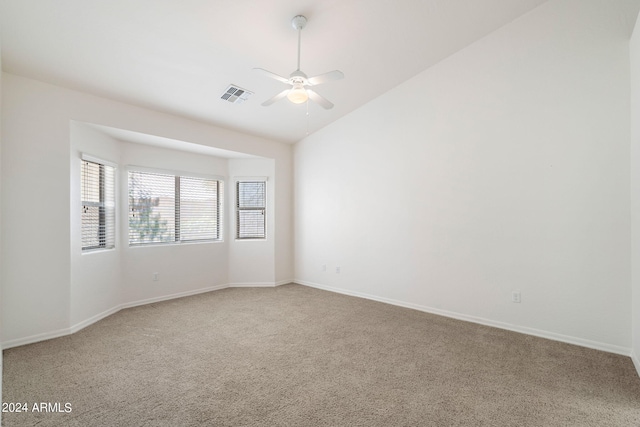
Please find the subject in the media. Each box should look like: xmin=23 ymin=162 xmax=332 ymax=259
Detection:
xmin=0 ymin=22 xmax=4 ymax=412
xmin=274 ymin=153 xmax=293 ymax=286
xmin=295 ymin=0 xmax=632 ymax=354
xmin=119 ymin=141 xmax=232 ymax=305
xmin=2 ymin=74 xmax=72 ymax=344
xmin=1 ymin=72 xmax=293 ymax=346
xmin=70 ymin=124 xmax=122 ymax=327
xmin=228 ymin=158 xmax=277 ymax=286
xmin=631 ymin=9 xmax=640 ymax=373
xmin=69 ymin=124 xmax=241 ymax=327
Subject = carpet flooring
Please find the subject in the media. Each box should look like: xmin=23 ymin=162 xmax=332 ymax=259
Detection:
xmin=3 ymin=284 xmax=640 ymax=426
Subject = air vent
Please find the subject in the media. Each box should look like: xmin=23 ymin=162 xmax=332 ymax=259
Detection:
xmin=221 ymin=85 xmax=253 ymax=104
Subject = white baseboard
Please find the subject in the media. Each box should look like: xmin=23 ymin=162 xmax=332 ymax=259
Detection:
xmin=70 ymin=305 xmax=122 ymax=335
xmin=228 ymin=283 xmax=273 ymax=287
xmin=2 ymin=327 xmax=75 ymax=350
xmin=228 ymin=281 xmax=290 ymax=287
xmin=275 ymin=279 xmax=294 ymax=286
xmin=632 ymin=351 xmax=640 ymax=378
xmin=296 ymin=279 xmax=631 ymax=357
xmin=11 ymin=279 xmax=628 ymax=359
xmin=2 ymin=283 xmax=229 ymax=350
xmin=1 ymin=282 xmax=297 ymax=349
xmin=120 ymin=283 xmax=229 ymax=310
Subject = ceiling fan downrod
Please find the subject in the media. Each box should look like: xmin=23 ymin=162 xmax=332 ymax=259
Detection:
xmin=291 ymin=15 xmax=307 ymax=72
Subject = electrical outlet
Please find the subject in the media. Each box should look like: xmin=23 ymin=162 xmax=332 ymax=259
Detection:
xmin=336 ymin=267 xmax=341 ymax=274
xmin=512 ymin=291 xmax=521 ymax=303
xmin=322 ymin=264 xmax=327 ymax=272
xmin=153 ymin=272 xmax=159 ymax=282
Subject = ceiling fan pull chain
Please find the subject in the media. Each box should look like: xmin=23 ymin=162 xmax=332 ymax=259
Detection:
xmin=306 ymin=100 xmax=310 ymax=135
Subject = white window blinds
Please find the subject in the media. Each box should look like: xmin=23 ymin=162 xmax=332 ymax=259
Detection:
xmin=81 ymin=158 xmax=116 ymax=250
xmin=128 ymin=171 xmax=175 ymax=245
xmin=236 ymin=181 xmax=266 ymax=239
xmin=179 ymin=176 xmax=221 ymax=241
xmin=128 ymin=170 xmax=222 ymax=245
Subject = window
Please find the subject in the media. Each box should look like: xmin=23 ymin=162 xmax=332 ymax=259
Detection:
xmin=81 ymin=156 xmax=116 ymax=251
xmin=236 ymin=180 xmax=266 ymax=239
xmin=128 ymin=170 xmax=222 ymax=245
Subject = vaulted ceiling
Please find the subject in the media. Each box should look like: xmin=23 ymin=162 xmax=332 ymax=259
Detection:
xmin=0 ymin=0 xmax=551 ymax=143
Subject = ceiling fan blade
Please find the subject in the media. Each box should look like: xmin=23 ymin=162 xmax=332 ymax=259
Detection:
xmin=261 ymin=89 xmax=290 ymax=106
xmin=307 ymin=70 xmax=344 ymax=86
xmin=253 ymin=68 xmax=290 ymax=84
xmin=307 ymin=89 xmax=334 ymax=109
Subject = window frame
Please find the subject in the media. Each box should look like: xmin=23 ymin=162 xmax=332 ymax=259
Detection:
xmin=127 ymin=166 xmax=224 ymax=247
xmin=81 ymin=154 xmax=117 ymax=252
xmin=235 ymin=178 xmax=267 ymax=240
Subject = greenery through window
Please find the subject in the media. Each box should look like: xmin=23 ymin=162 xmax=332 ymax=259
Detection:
xmin=128 ymin=170 xmax=222 ymax=245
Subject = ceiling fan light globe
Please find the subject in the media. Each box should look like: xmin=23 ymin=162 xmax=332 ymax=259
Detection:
xmin=287 ymin=85 xmax=308 ymax=104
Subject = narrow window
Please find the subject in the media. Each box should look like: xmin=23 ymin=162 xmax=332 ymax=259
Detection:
xmin=81 ymin=157 xmax=116 ymax=250
xmin=236 ymin=181 xmax=266 ymax=239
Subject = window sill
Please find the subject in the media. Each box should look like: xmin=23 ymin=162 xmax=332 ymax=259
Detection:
xmin=81 ymin=248 xmax=116 ymax=255
xmin=128 ymin=239 xmax=225 ymax=248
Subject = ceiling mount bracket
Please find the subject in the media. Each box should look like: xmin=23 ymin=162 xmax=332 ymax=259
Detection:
xmin=291 ymin=15 xmax=307 ymax=31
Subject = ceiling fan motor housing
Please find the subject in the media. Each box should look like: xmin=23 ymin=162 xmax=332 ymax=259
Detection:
xmin=289 ymin=70 xmax=308 ymax=84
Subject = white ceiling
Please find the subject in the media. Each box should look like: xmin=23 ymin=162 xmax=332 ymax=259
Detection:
xmin=0 ymin=0 xmax=550 ymax=144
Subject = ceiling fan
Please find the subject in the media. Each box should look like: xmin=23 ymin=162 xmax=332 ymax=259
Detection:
xmin=254 ymin=15 xmax=344 ymax=109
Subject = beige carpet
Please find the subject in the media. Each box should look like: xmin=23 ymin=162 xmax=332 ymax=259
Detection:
xmin=3 ymin=284 xmax=640 ymax=426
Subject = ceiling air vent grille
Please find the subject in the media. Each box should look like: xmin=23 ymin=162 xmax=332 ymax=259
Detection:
xmin=221 ymin=85 xmax=253 ymax=104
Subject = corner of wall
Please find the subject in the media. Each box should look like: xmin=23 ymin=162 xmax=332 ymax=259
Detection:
xmin=630 ymin=4 xmax=640 ymax=381
xmin=0 ymin=24 xmax=5 ymax=415
xmin=632 ymin=352 xmax=640 ymax=378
